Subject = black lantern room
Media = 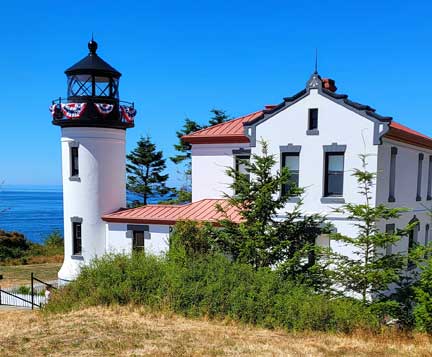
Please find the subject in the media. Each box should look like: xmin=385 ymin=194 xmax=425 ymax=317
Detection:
xmin=51 ymin=40 xmax=136 ymax=129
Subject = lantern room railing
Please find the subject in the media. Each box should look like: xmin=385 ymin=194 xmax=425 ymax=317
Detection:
xmin=50 ymin=97 xmax=136 ymax=128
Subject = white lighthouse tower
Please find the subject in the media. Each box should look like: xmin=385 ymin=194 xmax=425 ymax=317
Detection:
xmin=51 ymin=40 xmax=136 ymax=282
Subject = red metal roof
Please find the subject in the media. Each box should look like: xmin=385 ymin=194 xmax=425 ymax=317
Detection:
xmin=386 ymin=121 xmax=432 ymax=150
xmin=182 ymin=111 xmax=262 ymax=144
xmin=102 ymin=199 xmax=242 ymax=225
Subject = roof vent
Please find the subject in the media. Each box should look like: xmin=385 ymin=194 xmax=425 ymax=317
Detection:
xmin=322 ymin=78 xmax=337 ymax=92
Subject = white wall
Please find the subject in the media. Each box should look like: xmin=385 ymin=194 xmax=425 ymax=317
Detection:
xmin=253 ymin=89 xmax=378 ymax=216
xmin=376 ymin=138 xmax=432 ymax=253
xmin=106 ymin=223 xmax=170 ymax=256
xmin=188 ymin=89 xmax=384 ymax=260
xmin=191 ymin=143 xmax=249 ymax=201
xmin=58 ymin=127 xmax=126 ymax=282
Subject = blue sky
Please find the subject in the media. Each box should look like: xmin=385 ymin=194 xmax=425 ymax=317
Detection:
xmin=0 ymin=0 xmax=430 ymax=186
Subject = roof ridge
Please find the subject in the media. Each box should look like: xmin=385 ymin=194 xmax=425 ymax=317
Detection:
xmin=183 ymin=110 xmax=263 ymax=137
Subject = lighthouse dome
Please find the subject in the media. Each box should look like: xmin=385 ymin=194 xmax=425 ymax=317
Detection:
xmin=50 ymin=39 xmax=136 ymax=130
xmin=65 ymin=40 xmax=121 ymax=78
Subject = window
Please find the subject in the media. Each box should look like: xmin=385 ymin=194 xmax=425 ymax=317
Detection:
xmin=388 ymin=147 xmax=397 ymax=202
xmin=427 ymin=156 xmax=432 ymax=200
xmin=70 ymin=147 xmax=79 ymax=177
xmin=308 ymin=108 xmax=318 ymax=130
xmin=385 ymin=224 xmax=395 ymax=255
xmin=133 ymin=231 xmax=145 ymax=252
xmin=324 ymin=153 xmax=344 ymax=196
xmin=281 ymin=153 xmax=300 ymax=195
xmin=416 ymin=153 xmax=424 ymax=201
xmin=72 ymin=222 xmax=82 ymax=255
xmin=235 ymin=155 xmax=250 ymax=182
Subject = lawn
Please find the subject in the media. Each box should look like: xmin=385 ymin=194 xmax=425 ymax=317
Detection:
xmin=0 ymin=263 xmax=61 ymax=288
xmin=0 ymin=306 xmax=431 ymax=356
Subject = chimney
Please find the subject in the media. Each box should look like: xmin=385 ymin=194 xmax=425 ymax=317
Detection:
xmin=321 ymin=78 xmax=337 ymax=92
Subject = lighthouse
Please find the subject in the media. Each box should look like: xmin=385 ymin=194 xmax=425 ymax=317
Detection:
xmin=51 ymin=40 xmax=136 ymax=282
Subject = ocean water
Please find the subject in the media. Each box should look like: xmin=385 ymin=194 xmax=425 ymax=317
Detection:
xmin=0 ymin=186 xmax=63 ymax=244
xmin=0 ymin=185 xmax=160 ymax=244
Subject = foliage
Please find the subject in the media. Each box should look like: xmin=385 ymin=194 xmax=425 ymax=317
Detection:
xmin=44 ymin=230 xmax=63 ymax=248
xmin=170 ymin=118 xmax=202 ymax=168
xmin=215 ymin=141 xmax=329 ymax=289
xmin=208 ymin=108 xmax=230 ymax=126
xmin=0 ymin=230 xmax=30 ymax=261
xmin=0 ymin=230 xmax=64 ymax=264
xmin=158 ymin=187 xmax=192 ymax=205
xmin=127 ymin=135 xmax=173 ymax=205
xmin=169 ymin=220 xmax=214 ymax=257
xmin=413 ymin=255 xmax=432 ymax=332
xmin=169 ymin=109 xmax=231 ymax=204
xmin=46 ymin=252 xmax=379 ymax=333
xmin=330 ymin=154 xmax=413 ymax=303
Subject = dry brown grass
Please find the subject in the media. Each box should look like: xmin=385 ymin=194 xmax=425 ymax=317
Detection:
xmin=0 ymin=262 xmax=61 ymax=288
xmin=0 ymin=306 xmax=431 ymax=356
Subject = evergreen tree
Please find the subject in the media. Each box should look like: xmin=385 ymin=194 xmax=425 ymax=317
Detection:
xmin=170 ymin=118 xmax=202 ymax=170
xmin=330 ymin=154 xmax=414 ymax=303
xmin=215 ymin=141 xmax=328 ymax=283
xmin=414 ymin=255 xmax=432 ymax=332
xmin=126 ymin=136 xmax=172 ymax=205
xmin=169 ymin=109 xmax=230 ymax=204
xmin=208 ymin=108 xmax=230 ymax=126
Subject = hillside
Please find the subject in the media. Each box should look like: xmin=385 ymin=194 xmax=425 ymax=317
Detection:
xmin=1 ymin=306 xmax=431 ymax=356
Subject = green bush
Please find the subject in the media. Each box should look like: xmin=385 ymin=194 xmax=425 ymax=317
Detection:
xmin=46 ymin=252 xmax=379 ymax=332
xmin=0 ymin=230 xmax=31 ymax=260
xmin=414 ymin=258 xmax=432 ymax=332
xmin=0 ymin=229 xmax=64 ymax=264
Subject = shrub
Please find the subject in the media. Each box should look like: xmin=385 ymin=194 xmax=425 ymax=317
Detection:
xmin=414 ymin=258 xmax=432 ymax=332
xmin=0 ymin=230 xmax=31 ymax=260
xmin=46 ymin=252 xmax=379 ymax=332
xmin=169 ymin=220 xmax=214 ymax=257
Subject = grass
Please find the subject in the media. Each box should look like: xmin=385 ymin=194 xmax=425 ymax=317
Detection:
xmin=0 ymin=306 xmax=431 ymax=356
xmin=0 ymin=263 xmax=61 ymax=288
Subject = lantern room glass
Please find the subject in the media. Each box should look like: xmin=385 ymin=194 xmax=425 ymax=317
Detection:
xmin=67 ymin=75 xmax=119 ymax=99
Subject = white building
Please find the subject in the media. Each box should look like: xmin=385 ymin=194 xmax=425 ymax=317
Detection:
xmin=53 ymin=43 xmax=432 ymax=282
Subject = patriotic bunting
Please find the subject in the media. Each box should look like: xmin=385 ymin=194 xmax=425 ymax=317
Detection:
xmin=49 ymin=104 xmax=63 ymax=119
xmin=49 ymin=102 xmax=136 ymax=122
xmin=120 ymin=105 xmax=137 ymax=123
xmin=61 ymin=103 xmax=87 ymax=119
xmin=94 ymin=103 xmax=114 ymax=115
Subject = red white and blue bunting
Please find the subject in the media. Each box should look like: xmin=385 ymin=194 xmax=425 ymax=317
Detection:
xmin=94 ymin=103 xmax=114 ymax=115
xmin=61 ymin=103 xmax=87 ymax=119
xmin=49 ymin=104 xmax=63 ymax=119
xmin=120 ymin=105 xmax=137 ymax=123
xmin=49 ymin=103 xmax=87 ymax=119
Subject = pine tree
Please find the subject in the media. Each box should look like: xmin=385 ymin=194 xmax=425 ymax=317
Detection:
xmin=216 ymin=141 xmax=328 ymax=282
xmin=208 ymin=108 xmax=230 ymax=126
xmin=126 ymin=136 xmax=172 ymax=205
xmin=169 ymin=109 xmax=230 ymax=204
xmin=170 ymin=118 xmax=202 ymax=170
xmin=330 ymin=154 xmax=414 ymax=303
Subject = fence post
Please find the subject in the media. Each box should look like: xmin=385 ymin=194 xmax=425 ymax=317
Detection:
xmin=31 ymin=273 xmax=34 ymax=310
xmin=0 ymin=285 xmax=2 ymax=306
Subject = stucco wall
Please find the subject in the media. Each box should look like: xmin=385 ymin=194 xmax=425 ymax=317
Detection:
xmin=191 ymin=143 xmax=250 ymax=201
xmin=376 ymin=138 xmax=432 ymax=253
xmin=253 ymin=89 xmax=379 ymax=215
xmin=58 ymin=127 xmax=126 ymax=281
xmin=106 ymin=223 xmax=170 ymax=256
